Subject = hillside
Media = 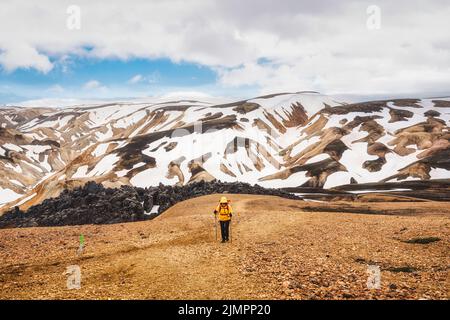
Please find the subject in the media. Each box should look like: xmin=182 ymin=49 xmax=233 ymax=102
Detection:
xmin=2 ymin=93 xmax=450 ymax=212
xmin=0 ymin=194 xmax=448 ymax=299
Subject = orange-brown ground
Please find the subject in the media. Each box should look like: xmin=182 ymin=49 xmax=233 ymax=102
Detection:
xmin=0 ymin=194 xmax=449 ymax=299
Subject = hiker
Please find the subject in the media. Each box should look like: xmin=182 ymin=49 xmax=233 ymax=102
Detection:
xmin=213 ymin=196 xmax=233 ymax=243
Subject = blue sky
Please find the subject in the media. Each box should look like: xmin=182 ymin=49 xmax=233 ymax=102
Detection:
xmin=2 ymin=57 xmax=216 ymax=88
xmin=0 ymin=57 xmax=256 ymax=103
xmin=0 ymin=1 xmax=449 ymax=105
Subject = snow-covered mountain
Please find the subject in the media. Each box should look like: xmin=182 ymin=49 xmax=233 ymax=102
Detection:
xmin=1 ymin=92 xmax=449 ymax=210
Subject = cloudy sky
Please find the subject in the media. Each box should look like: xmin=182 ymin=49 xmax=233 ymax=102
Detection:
xmin=0 ymin=0 xmax=449 ymax=104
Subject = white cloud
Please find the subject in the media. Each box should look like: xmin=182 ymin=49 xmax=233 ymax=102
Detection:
xmin=83 ymin=80 xmax=104 ymax=90
xmin=0 ymin=43 xmax=53 ymax=73
xmin=0 ymin=0 xmax=449 ymax=96
xmin=128 ymin=72 xmax=160 ymax=85
xmin=128 ymin=74 xmax=143 ymax=84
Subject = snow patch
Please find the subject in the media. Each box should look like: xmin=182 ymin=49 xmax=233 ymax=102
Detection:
xmin=72 ymin=165 xmax=89 ymax=179
xmin=430 ymin=168 xmax=450 ymax=179
xmin=144 ymin=205 xmax=160 ymax=215
xmin=87 ymin=154 xmax=120 ymax=177
xmin=323 ymin=171 xmax=352 ymax=189
xmin=0 ymin=188 xmax=22 ymax=207
xmin=3 ymin=143 xmax=22 ymax=152
xmin=22 ymin=145 xmax=51 ymax=153
xmin=92 ymin=143 xmax=111 ymax=158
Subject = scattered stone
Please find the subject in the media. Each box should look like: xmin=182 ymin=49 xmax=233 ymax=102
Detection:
xmin=387 ymin=266 xmax=417 ymax=273
xmin=389 ymin=284 xmax=398 ymax=290
xmin=403 ymin=237 xmax=441 ymax=244
xmin=342 ymin=292 xmax=354 ymax=299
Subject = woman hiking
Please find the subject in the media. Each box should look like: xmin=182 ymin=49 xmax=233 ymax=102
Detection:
xmin=213 ymin=196 xmax=233 ymax=243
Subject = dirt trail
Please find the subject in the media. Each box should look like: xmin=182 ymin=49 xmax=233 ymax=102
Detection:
xmin=0 ymin=194 xmax=449 ymax=299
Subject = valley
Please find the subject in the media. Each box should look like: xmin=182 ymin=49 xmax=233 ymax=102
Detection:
xmin=0 ymin=194 xmax=448 ymax=299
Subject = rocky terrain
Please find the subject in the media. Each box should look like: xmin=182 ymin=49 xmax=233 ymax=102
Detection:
xmin=1 ymin=92 xmax=450 ymax=213
xmin=0 ymin=194 xmax=448 ymax=300
xmin=0 ymin=181 xmax=298 ymax=228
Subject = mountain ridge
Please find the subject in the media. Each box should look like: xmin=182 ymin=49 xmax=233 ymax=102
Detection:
xmin=1 ymin=92 xmax=449 ymax=212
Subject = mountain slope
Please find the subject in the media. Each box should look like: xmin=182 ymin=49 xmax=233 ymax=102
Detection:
xmin=1 ymin=93 xmax=450 ymax=211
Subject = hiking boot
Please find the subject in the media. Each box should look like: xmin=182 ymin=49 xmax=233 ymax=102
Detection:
xmin=221 ymin=240 xmax=226 ymax=243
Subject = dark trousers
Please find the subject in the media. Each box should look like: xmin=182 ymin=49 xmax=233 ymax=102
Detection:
xmin=219 ymin=220 xmax=230 ymax=241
